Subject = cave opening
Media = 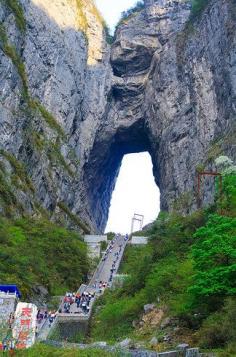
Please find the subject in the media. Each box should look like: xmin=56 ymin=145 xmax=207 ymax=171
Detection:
xmin=105 ymin=152 xmax=160 ymax=234
xmin=83 ymin=118 xmax=161 ymax=234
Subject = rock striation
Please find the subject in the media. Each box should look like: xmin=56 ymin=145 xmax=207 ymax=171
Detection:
xmin=0 ymin=0 xmax=235 ymax=233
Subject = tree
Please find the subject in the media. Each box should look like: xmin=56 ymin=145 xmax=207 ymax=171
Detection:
xmin=190 ymin=214 xmax=236 ymax=301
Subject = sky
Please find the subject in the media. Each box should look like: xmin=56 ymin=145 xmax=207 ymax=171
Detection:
xmin=105 ymin=153 xmax=160 ymax=234
xmin=95 ymin=0 xmax=138 ymax=32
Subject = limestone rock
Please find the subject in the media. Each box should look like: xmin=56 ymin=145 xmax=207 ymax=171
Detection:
xmin=161 ymin=317 xmax=171 ymax=329
xmin=150 ymin=337 xmax=158 ymax=347
xmin=91 ymin=341 xmax=107 ymax=348
xmin=118 ymin=338 xmax=132 ymax=349
xmin=177 ymin=343 xmax=189 ymax=351
xmin=0 ymin=0 xmax=235 ymax=233
xmin=144 ymin=304 xmax=156 ymax=314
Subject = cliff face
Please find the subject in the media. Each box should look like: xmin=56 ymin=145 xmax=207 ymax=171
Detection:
xmin=0 ymin=0 xmax=235 ymax=233
xmin=85 ymin=0 xmax=236 ymax=230
xmin=0 ymin=0 xmax=111 ymax=232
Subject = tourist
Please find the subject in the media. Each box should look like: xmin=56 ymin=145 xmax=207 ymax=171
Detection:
xmin=3 ymin=339 xmax=7 ymax=351
xmin=44 ymin=310 xmax=48 ymax=319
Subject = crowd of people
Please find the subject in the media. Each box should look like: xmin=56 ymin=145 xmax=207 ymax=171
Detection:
xmin=59 ymin=233 xmax=129 ymax=316
xmin=61 ymin=291 xmax=95 ymax=315
xmin=36 ymin=309 xmax=57 ymax=335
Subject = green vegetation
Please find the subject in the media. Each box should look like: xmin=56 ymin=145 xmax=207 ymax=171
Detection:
xmin=0 ymin=344 xmax=119 ymax=356
xmin=206 ymin=126 xmax=236 ymax=163
xmin=0 ymin=23 xmax=28 ymax=99
xmin=190 ymin=215 xmax=236 ymax=302
xmin=176 ymin=0 xmax=211 ymax=65
xmin=75 ymin=0 xmax=113 ymax=44
xmin=172 ymin=191 xmax=193 ymax=212
xmin=57 ymin=202 xmax=91 ymax=234
xmin=0 ymin=150 xmax=35 ymax=193
xmin=0 ymin=153 xmax=28 ymax=217
xmin=0 ymin=23 xmax=65 ymax=140
xmin=0 ymin=170 xmax=18 ymax=209
xmin=190 ymin=0 xmax=210 ymax=20
xmin=117 ymin=1 xmax=144 ymax=26
xmin=3 ymin=0 xmax=26 ymax=33
xmin=29 ymin=100 xmax=65 ymax=139
xmin=0 ymin=217 xmax=89 ymax=298
xmin=47 ymin=141 xmax=75 ymax=177
xmin=90 ymin=166 xmax=236 ymax=352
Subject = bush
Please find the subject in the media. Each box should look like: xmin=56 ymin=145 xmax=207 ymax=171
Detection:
xmin=197 ymin=298 xmax=236 ymax=349
xmin=189 ymin=214 xmax=236 ymax=305
xmin=117 ymin=1 xmax=144 ymax=25
xmin=190 ymin=0 xmax=210 ymax=19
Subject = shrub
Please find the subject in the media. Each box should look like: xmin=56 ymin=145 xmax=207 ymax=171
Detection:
xmin=189 ymin=214 xmax=236 ymax=308
xmin=117 ymin=1 xmax=144 ymax=27
xmin=197 ymin=298 xmax=236 ymax=349
xmin=190 ymin=0 xmax=210 ymax=19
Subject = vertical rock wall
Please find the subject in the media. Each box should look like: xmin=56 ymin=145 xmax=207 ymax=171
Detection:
xmin=84 ymin=0 xmax=236 ymax=231
xmin=0 ymin=0 xmax=235 ymax=233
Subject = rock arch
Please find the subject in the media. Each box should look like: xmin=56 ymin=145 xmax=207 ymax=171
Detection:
xmin=83 ymin=117 xmax=159 ymax=232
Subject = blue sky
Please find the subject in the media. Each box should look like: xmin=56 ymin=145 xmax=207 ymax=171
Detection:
xmin=95 ymin=0 xmax=138 ymax=31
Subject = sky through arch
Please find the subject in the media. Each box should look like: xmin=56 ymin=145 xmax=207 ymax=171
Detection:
xmin=105 ymin=153 xmax=160 ymax=234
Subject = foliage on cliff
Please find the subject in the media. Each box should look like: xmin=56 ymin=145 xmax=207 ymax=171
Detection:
xmin=0 ymin=217 xmax=89 ymax=298
xmin=191 ymin=0 xmax=210 ymax=19
xmin=116 ymin=1 xmax=144 ymax=27
xmin=90 ymin=168 xmax=236 ymax=352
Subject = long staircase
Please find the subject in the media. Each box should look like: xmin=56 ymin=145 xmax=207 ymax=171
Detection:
xmin=38 ymin=234 xmax=128 ymax=341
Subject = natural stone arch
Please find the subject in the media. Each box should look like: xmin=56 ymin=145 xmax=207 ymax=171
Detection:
xmin=83 ymin=118 xmax=160 ymax=233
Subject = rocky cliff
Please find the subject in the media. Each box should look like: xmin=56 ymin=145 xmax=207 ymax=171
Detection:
xmin=0 ymin=0 xmax=235 ymax=233
xmin=0 ymin=0 xmax=111 ymax=232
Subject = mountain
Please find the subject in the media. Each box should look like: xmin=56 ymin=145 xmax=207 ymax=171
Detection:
xmin=0 ymin=0 xmax=235 ymax=233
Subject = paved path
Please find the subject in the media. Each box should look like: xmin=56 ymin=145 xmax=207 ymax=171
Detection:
xmin=89 ymin=234 xmax=127 ymax=289
xmin=66 ymin=234 xmax=128 ymax=314
xmin=38 ymin=234 xmax=128 ymax=340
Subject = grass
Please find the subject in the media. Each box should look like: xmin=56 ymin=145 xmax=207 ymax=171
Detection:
xmin=57 ymin=202 xmax=91 ymax=234
xmin=0 ymin=216 xmax=89 ymax=298
xmin=0 ymin=150 xmax=35 ymax=193
xmin=3 ymin=0 xmax=26 ymax=33
xmin=29 ymin=100 xmax=65 ymax=139
xmin=76 ymin=0 xmax=89 ymax=33
xmin=0 ymin=156 xmax=27 ymax=217
xmin=0 ymin=23 xmax=29 ymax=99
xmin=0 ymin=344 xmax=120 ymax=356
xmin=0 ymin=170 xmax=17 ymax=207
xmin=75 ymin=0 xmax=113 ymax=44
xmin=47 ymin=141 xmax=75 ymax=177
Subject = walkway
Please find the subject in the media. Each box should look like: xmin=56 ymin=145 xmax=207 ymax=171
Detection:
xmin=38 ymin=234 xmax=128 ymax=340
